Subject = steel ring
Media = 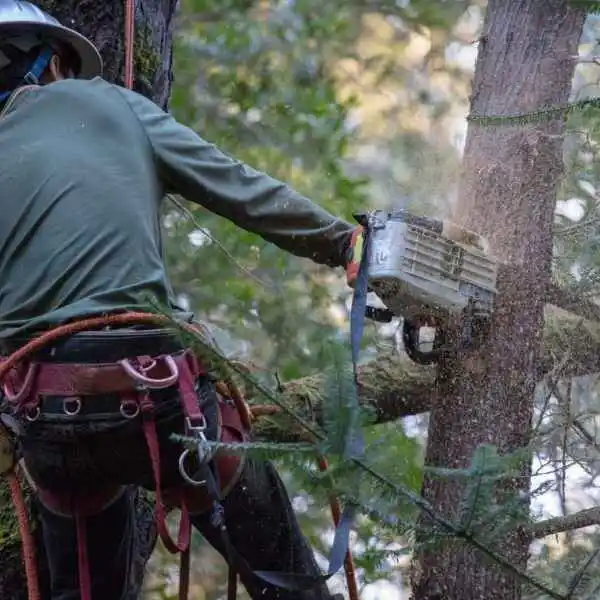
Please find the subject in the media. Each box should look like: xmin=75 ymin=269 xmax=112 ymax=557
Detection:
xmin=119 ymin=401 xmax=140 ymax=420
xmin=63 ymin=397 xmax=82 ymax=416
xmin=25 ymin=406 xmax=40 ymax=422
xmin=178 ymin=450 xmax=206 ymax=487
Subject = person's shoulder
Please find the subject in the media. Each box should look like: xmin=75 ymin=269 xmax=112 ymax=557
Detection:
xmin=38 ymin=77 xmax=145 ymax=116
xmin=43 ymin=76 xmax=119 ymax=96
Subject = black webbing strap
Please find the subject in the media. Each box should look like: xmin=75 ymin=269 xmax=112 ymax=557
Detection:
xmin=202 ymin=459 xmax=357 ymax=593
xmin=201 ymin=229 xmax=377 ymax=593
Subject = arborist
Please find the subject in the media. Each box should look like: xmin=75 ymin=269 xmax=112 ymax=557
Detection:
xmin=0 ymin=2 xmax=365 ymax=600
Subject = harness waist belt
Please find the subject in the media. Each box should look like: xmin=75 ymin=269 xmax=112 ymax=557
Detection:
xmin=2 ymin=351 xmax=202 ymax=399
xmin=0 ymin=327 xmax=185 ymax=364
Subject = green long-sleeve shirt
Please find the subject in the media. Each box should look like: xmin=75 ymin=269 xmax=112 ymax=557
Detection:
xmin=0 ymin=78 xmax=354 ymax=339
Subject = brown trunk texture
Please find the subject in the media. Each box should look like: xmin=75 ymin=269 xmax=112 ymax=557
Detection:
xmin=0 ymin=0 xmax=178 ymax=597
xmin=411 ymin=2 xmax=585 ymax=600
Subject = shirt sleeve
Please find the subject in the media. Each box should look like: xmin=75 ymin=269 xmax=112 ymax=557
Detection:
xmin=116 ymin=87 xmax=355 ymax=268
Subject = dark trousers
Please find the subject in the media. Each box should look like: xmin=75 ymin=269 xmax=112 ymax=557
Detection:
xmin=12 ymin=339 xmax=333 ymax=600
xmin=34 ymin=460 xmax=329 ymax=600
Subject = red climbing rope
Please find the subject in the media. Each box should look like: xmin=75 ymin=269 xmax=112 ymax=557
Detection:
xmin=124 ymin=0 xmax=135 ymax=90
xmin=8 ymin=469 xmax=41 ymax=600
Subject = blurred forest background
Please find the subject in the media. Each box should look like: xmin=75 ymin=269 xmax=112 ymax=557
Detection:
xmin=140 ymin=1 xmax=600 ymax=598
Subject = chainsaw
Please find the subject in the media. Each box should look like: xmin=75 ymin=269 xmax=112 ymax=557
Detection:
xmin=352 ymin=209 xmax=498 ymax=365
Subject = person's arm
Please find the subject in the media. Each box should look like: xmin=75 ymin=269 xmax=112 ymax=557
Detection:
xmin=116 ymin=87 xmax=355 ymax=268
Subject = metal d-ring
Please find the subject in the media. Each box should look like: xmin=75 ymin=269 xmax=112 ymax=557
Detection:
xmin=119 ymin=400 xmax=140 ymax=420
xmin=24 ymin=406 xmax=40 ymax=422
xmin=178 ymin=449 xmax=206 ymax=487
xmin=63 ymin=397 xmax=82 ymax=416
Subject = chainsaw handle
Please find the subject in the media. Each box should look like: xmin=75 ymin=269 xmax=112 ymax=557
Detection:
xmin=352 ymin=210 xmax=443 ymax=234
xmin=402 ymin=318 xmax=442 ymax=365
xmin=364 ymin=306 xmax=394 ymax=323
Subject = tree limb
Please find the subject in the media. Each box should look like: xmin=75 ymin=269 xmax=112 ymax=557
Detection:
xmin=530 ymin=507 xmax=600 ymax=539
xmin=250 ymin=309 xmax=600 ymax=442
xmin=250 ymin=351 xmax=436 ymax=442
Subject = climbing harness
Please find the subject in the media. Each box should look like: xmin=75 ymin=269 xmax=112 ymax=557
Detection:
xmin=0 ymin=312 xmax=358 ymax=600
xmin=0 ymin=313 xmax=246 ymax=600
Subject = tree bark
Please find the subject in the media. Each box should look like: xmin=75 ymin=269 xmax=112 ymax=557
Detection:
xmin=0 ymin=1 xmax=178 ymax=598
xmin=38 ymin=0 xmax=178 ymax=109
xmin=411 ymin=3 xmax=586 ymax=600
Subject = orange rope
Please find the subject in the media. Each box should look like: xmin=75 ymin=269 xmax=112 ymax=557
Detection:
xmin=8 ymin=470 xmax=41 ymax=600
xmin=124 ymin=0 xmax=135 ymax=89
xmin=0 ymin=312 xmax=182 ymax=380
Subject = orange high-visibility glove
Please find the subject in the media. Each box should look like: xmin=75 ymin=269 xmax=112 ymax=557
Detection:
xmin=345 ymin=226 xmax=364 ymax=288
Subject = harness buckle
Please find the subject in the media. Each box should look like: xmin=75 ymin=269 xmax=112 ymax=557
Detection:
xmin=186 ymin=414 xmax=212 ymax=463
xmin=178 ymin=413 xmax=212 ymax=486
xmin=185 ymin=413 xmax=206 ymax=434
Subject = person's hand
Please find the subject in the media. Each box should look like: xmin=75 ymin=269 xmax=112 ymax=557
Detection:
xmin=345 ymin=226 xmax=364 ymax=288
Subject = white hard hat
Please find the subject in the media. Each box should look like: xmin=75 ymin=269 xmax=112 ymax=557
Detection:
xmin=0 ymin=0 xmax=102 ymax=78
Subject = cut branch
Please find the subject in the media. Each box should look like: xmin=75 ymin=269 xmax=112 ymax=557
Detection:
xmin=251 ymin=353 xmax=436 ymax=442
xmin=249 ymin=309 xmax=600 ymax=442
xmin=530 ymin=507 xmax=600 ymax=539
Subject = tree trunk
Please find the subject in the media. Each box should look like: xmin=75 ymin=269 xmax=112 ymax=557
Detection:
xmin=0 ymin=1 xmax=178 ymax=597
xmin=411 ymin=2 xmax=585 ymax=600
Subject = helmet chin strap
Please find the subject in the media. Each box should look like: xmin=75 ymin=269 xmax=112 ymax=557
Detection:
xmin=0 ymin=45 xmax=53 ymax=102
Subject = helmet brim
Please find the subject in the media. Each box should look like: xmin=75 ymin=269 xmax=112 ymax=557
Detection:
xmin=1 ymin=21 xmax=102 ymax=79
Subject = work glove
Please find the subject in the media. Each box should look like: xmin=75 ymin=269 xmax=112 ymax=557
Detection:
xmin=345 ymin=226 xmax=365 ymax=288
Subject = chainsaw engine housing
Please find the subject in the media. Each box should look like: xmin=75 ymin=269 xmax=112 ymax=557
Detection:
xmin=359 ymin=210 xmax=498 ymax=325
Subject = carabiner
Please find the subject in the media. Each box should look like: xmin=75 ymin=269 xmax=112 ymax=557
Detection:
xmin=119 ymin=355 xmax=179 ymax=389
xmin=178 ymin=449 xmax=207 ymax=487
